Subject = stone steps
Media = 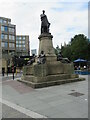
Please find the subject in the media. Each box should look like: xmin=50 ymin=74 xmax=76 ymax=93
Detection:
xmin=18 ymin=77 xmax=85 ymax=89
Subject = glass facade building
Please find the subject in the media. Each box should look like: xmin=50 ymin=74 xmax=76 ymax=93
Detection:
xmin=0 ymin=17 xmax=16 ymax=55
xmin=16 ymin=35 xmax=30 ymax=56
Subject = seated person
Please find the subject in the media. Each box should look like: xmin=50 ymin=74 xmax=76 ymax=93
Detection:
xmin=57 ymin=52 xmax=63 ymax=61
xmin=57 ymin=52 xmax=70 ymax=63
xmin=27 ymin=54 xmax=35 ymax=65
xmin=37 ymin=51 xmax=46 ymax=64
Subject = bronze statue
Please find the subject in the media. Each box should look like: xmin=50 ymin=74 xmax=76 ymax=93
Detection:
xmin=40 ymin=10 xmax=50 ymax=34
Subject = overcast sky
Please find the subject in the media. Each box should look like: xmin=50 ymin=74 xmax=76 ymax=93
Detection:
xmin=0 ymin=0 xmax=88 ymax=54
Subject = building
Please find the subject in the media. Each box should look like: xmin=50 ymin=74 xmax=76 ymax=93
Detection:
xmin=0 ymin=17 xmax=16 ymax=72
xmin=16 ymin=35 xmax=30 ymax=56
xmin=0 ymin=17 xmax=30 ymax=72
xmin=0 ymin=17 xmax=16 ymax=55
xmin=31 ymin=49 xmax=37 ymax=55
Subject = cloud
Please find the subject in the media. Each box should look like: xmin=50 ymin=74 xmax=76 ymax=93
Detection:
xmin=0 ymin=1 xmax=88 ymax=54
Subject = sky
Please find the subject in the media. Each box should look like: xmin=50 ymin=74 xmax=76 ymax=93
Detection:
xmin=0 ymin=0 xmax=89 ymax=54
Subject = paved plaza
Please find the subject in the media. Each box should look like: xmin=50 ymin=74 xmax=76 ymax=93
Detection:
xmin=0 ymin=75 xmax=89 ymax=118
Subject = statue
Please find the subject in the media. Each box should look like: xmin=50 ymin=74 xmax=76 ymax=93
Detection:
xmin=40 ymin=10 xmax=50 ymax=34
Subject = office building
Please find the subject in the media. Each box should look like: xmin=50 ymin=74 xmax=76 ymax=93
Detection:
xmin=31 ymin=49 xmax=37 ymax=55
xmin=16 ymin=35 xmax=30 ymax=56
xmin=0 ymin=17 xmax=16 ymax=55
xmin=0 ymin=17 xmax=16 ymax=72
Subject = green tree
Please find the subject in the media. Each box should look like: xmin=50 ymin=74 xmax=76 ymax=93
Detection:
xmin=70 ymin=34 xmax=89 ymax=61
xmin=61 ymin=34 xmax=90 ymax=61
xmin=61 ymin=45 xmax=72 ymax=60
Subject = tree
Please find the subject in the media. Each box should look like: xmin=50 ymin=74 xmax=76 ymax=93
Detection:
xmin=70 ymin=34 xmax=89 ymax=61
xmin=61 ymin=34 xmax=90 ymax=61
xmin=61 ymin=45 xmax=72 ymax=60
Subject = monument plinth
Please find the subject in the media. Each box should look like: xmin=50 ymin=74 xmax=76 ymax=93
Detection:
xmin=18 ymin=10 xmax=85 ymax=88
xmin=38 ymin=33 xmax=57 ymax=62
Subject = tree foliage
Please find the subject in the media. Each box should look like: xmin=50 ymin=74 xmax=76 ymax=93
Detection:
xmin=55 ymin=34 xmax=90 ymax=61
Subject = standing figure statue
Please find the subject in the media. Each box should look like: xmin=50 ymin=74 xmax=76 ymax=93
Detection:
xmin=40 ymin=10 xmax=50 ymax=34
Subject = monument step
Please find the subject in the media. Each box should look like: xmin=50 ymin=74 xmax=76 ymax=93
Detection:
xmin=18 ymin=77 xmax=85 ymax=89
xmin=21 ymin=74 xmax=79 ymax=83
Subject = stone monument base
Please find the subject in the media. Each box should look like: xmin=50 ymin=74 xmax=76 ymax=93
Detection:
xmin=18 ymin=62 xmax=85 ymax=89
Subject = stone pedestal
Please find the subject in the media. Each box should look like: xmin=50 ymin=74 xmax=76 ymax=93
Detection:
xmin=38 ymin=33 xmax=57 ymax=62
xmin=18 ymin=33 xmax=85 ymax=88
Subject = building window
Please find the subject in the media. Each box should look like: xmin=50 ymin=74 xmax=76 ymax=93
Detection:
xmin=19 ymin=45 xmax=21 ymax=47
xmin=5 ymin=42 xmax=8 ymax=47
xmin=22 ymin=41 xmax=25 ymax=44
xmin=16 ymin=45 xmax=18 ymax=47
xmin=5 ymin=35 xmax=7 ymax=39
xmin=19 ymin=37 xmax=22 ymax=40
xmin=23 ymin=37 xmax=25 ymax=40
xmin=1 ymin=34 xmax=7 ymax=40
xmin=0 ymin=19 xmax=7 ymax=24
xmin=0 ymin=19 xmax=3 ymax=23
xmin=19 ymin=41 xmax=21 ymax=44
xmin=1 ymin=42 xmax=4 ymax=47
xmin=9 ymin=43 xmax=15 ymax=47
xmin=9 ymin=35 xmax=15 ymax=40
xmin=3 ymin=20 xmax=7 ymax=24
xmin=1 ymin=26 xmax=4 ymax=31
xmin=4 ymin=26 xmax=8 ymax=32
xmin=1 ymin=34 xmax=4 ymax=39
xmin=1 ymin=42 xmax=8 ymax=47
xmin=22 ymin=45 xmax=25 ymax=47
xmin=16 ymin=41 xmax=18 ymax=44
xmin=9 ymin=27 xmax=15 ymax=33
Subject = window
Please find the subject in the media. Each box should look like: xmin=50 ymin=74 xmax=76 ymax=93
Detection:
xmin=5 ymin=35 xmax=7 ymax=39
xmin=16 ymin=45 xmax=18 ymax=47
xmin=19 ymin=37 xmax=21 ymax=40
xmin=1 ymin=34 xmax=4 ymax=39
xmin=8 ymin=21 xmax=11 ymax=24
xmin=9 ymin=27 xmax=14 ymax=33
xmin=0 ymin=19 xmax=3 ymax=23
xmin=1 ymin=42 xmax=4 ymax=47
xmin=5 ymin=42 xmax=8 ymax=47
xmin=1 ymin=26 xmax=4 ymax=31
xmin=1 ymin=34 xmax=7 ymax=40
xmin=4 ymin=26 xmax=8 ymax=32
xmin=9 ymin=35 xmax=15 ymax=40
xmin=22 ymin=41 xmax=25 ymax=44
xmin=19 ymin=45 xmax=21 ymax=47
xmin=16 ymin=41 xmax=18 ymax=44
xmin=16 ymin=36 xmax=19 ymax=40
xmin=19 ymin=41 xmax=21 ymax=44
xmin=22 ymin=45 xmax=25 ymax=47
xmin=23 ymin=37 xmax=25 ymax=40
xmin=9 ymin=43 xmax=15 ymax=47
xmin=1 ymin=42 xmax=8 ymax=47
xmin=3 ymin=20 xmax=7 ymax=23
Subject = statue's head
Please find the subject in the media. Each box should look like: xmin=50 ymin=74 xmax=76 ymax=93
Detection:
xmin=42 ymin=10 xmax=45 ymax=14
xmin=41 ymin=50 xmax=44 ymax=54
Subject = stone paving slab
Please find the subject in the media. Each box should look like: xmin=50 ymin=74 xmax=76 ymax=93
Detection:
xmin=2 ymin=103 xmax=30 ymax=118
xmin=1 ymin=75 xmax=88 ymax=118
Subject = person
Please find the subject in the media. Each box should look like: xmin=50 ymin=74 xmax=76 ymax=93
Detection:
xmin=37 ymin=51 xmax=46 ymax=64
xmin=2 ymin=68 xmax=5 ymax=76
xmin=37 ymin=55 xmax=41 ymax=64
xmin=16 ymin=68 xmax=17 ymax=76
xmin=57 ymin=52 xmax=70 ymax=63
xmin=57 ymin=52 xmax=63 ymax=61
xmin=27 ymin=54 xmax=35 ymax=65
xmin=40 ymin=51 xmax=46 ymax=64
xmin=40 ymin=10 xmax=50 ymax=34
